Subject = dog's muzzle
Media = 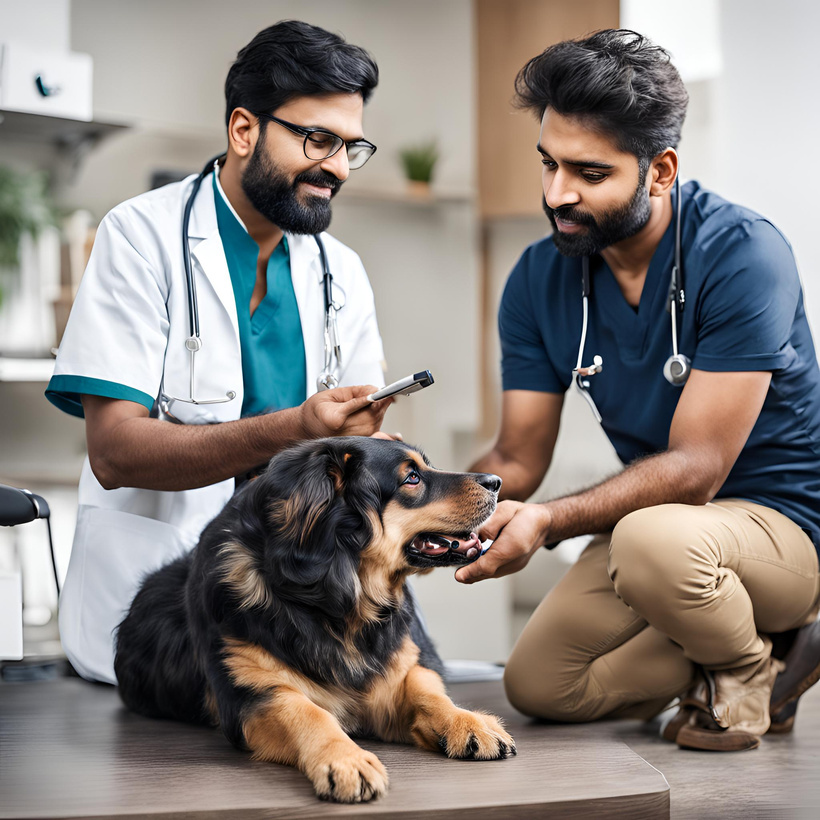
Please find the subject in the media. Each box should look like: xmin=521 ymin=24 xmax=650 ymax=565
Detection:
xmin=408 ymin=532 xmax=482 ymax=564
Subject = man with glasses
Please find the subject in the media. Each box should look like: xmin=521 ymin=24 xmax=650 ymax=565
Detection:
xmin=458 ymin=30 xmax=820 ymax=752
xmin=46 ymin=21 xmax=390 ymax=684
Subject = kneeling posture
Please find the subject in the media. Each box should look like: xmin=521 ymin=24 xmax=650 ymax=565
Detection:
xmin=115 ymin=437 xmax=515 ymax=803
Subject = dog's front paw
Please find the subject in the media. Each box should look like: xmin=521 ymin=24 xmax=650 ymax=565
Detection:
xmin=417 ymin=708 xmax=516 ymax=760
xmin=305 ymin=740 xmax=389 ymax=803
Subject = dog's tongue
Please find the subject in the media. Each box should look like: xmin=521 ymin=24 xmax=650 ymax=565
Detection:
xmin=412 ymin=533 xmax=481 ymax=559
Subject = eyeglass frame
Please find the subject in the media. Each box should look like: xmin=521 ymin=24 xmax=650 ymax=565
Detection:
xmin=253 ymin=111 xmax=377 ymax=169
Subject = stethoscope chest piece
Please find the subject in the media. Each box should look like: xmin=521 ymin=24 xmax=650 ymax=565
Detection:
xmin=663 ymin=352 xmax=691 ymax=386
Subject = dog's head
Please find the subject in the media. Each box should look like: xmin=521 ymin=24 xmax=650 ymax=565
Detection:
xmin=224 ymin=437 xmax=500 ymax=617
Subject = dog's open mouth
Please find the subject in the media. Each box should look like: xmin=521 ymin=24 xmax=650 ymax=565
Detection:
xmin=407 ymin=532 xmax=482 ymax=565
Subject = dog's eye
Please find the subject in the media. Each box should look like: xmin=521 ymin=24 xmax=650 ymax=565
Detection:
xmin=403 ymin=470 xmax=421 ymax=486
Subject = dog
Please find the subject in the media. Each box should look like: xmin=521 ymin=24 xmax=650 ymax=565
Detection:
xmin=115 ymin=436 xmax=515 ymax=803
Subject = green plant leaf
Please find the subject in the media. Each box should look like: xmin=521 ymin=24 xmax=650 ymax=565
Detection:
xmin=0 ymin=166 xmax=56 ymax=267
xmin=399 ymin=140 xmax=440 ymax=183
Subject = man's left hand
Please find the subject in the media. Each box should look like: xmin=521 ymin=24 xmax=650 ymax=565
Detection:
xmin=455 ymin=501 xmax=552 ymax=584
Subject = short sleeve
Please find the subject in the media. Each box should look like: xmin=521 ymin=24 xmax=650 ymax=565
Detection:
xmin=46 ymin=208 xmax=171 ymax=417
xmin=499 ymin=251 xmax=565 ymax=393
xmin=693 ymin=220 xmax=800 ymax=373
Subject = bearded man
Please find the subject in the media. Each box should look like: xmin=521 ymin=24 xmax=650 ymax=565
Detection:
xmin=459 ymin=29 xmax=820 ymax=752
xmin=47 ymin=21 xmax=391 ymax=684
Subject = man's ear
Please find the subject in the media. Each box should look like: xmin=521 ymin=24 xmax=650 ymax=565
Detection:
xmin=648 ymin=148 xmax=678 ymax=197
xmin=227 ymin=107 xmax=258 ymax=159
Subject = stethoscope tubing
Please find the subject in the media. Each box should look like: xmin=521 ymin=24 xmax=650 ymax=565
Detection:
xmin=573 ymin=174 xmax=689 ymax=420
xmin=168 ymin=155 xmax=341 ymax=409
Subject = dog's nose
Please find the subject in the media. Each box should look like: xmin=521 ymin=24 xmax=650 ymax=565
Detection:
xmin=476 ymin=473 xmax=502 ymax=493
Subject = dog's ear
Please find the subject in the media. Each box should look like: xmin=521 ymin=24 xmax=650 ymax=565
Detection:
xmin=261 ymin=438 xmax=372 ymax=545
xmin=253 ymin=439 xmax=378 ymax=606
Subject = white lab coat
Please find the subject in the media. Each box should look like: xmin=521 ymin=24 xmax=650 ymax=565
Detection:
xmin=53 ymin=174 xmax=385 ymax=683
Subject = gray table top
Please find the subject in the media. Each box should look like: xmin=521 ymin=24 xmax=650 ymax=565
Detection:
xmin=0 ymin=677 xmax=669 ymax=819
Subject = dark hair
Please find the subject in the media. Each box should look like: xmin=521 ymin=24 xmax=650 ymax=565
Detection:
xmin=224 ymin=20 xmax=379 ymax=128
xmin=515 ymin=29 xmax=688 ymax=161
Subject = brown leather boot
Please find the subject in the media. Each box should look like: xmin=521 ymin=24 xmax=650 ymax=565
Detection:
xmin=660 ymin=674 xmax=709 ymax=743
xmin=768 ymin=618 xmax=820 ymax=734
xmin=675 ymin=639 xmax=785 ymax=752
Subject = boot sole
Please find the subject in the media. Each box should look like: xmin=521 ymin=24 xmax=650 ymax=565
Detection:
xmin=676 ymin=724 xmax=760 ymax=752
xmin=661 ymin=709 xmax=692 ymax=743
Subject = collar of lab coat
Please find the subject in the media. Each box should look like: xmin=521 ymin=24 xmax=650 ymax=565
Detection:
xmin=185 ymin=173 xmax=325 ymax=281
xmin=183 ymin=173 xmax=326 ymax=385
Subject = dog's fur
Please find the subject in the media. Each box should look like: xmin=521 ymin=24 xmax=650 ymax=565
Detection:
xmin=115 ymin=436 xmax=515 ymax=803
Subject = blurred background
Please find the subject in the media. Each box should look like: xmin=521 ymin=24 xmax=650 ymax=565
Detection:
xmin=1 ymin=0 xmax=818 ymax=671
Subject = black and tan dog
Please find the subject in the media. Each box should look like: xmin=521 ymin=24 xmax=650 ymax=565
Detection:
xmin=115 ymin=436 xmax=515 ymax=803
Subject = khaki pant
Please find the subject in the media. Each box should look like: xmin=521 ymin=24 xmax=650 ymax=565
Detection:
xmin=504 ymin=500 xmax=820 ymax=722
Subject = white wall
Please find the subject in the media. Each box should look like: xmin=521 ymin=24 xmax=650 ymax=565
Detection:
xmin=65 ymin=0 xmax=474 ymax=214
xmin=713 ymin=0 xmax=820 ymax=337
xmin=0 ymin=0 xmax=69 ymax=50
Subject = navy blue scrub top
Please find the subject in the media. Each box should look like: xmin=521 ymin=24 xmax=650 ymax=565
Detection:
xmin=499 ymin=180 xmax=820 ymax=553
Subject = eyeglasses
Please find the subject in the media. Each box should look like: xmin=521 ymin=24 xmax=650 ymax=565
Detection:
xmin=254 ymin=112 xmax=377 ymax=170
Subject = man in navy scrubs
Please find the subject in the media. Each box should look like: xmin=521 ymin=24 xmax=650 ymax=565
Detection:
xmin=459 ymin=30 xmax=820 ymax=751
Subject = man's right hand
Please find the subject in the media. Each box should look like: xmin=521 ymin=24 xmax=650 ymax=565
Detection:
xmin=299 ymin=385 xmax=392 ymax=440
xmin=454 ymin=500 xmax=552 ymax=584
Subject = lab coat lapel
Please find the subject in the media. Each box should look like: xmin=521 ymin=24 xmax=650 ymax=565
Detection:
xmin=288 ymin=233 xmax=324 ymax=398
xmin=186 ymin=177 xmax=240 ymax=343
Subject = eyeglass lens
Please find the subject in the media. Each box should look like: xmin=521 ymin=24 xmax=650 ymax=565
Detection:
xmin=303 ymin=131 xmax=375 ymax=169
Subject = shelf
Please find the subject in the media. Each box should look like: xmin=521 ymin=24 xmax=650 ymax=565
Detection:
xmin=340 ymin=185 xmax=475 ymax=207
xmin=0 ymin=108 xmax=128 ymax=147
xmin=0 ymin=356 xmax=55 ymax=383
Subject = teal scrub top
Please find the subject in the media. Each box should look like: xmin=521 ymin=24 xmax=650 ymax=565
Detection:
xmin=212 ymin=172 xmax=307 ymax=416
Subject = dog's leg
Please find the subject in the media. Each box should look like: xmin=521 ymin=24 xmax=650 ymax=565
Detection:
xmin=400 ymin=663 xmax=516 ymax=760
xmin=241 ymin=685 xmax=389 ymax=803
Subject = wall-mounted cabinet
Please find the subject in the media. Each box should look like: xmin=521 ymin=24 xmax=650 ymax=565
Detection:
xmin=476 ymin=0 xmax=620 ymax=219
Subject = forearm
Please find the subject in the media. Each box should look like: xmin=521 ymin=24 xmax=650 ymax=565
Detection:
xmin=543 ymin=448 xmax=713 ymax=543
xmin=469 ymin=448 xmax=546 ymax=502
xmin=91 ymin=409 xmax=307 ymax=492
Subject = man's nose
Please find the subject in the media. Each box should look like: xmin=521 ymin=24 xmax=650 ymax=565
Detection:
xmin=320 ymin=148 xmax=350 ymax=182
xmin=544 ymin=170 xmax=580 ymax=211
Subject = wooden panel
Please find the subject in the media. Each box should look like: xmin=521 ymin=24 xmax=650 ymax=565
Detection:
xmin=476 ymin=0 xmax=620 ymax=218
xmin=0 ymin=678 xmax=669 ymax=819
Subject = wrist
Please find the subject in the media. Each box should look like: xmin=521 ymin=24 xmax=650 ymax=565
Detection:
xmin=536 ymin=503 xmax=553 ymax=547
xmin=294 ymin=400 xmax=320 ymax=441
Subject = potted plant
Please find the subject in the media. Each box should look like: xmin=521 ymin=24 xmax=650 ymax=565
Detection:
xmin=399 ymin=140 xmax=440 ymax=196
xmin=0 ymin=166 xmax=55 ymax=309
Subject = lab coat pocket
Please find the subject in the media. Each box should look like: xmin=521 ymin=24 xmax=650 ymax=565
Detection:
xmin=59 ymin=505 xmax=195 ymax=683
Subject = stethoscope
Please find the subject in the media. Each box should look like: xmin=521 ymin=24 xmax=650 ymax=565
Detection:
xmin=573 ymin=175 xmax=690 ymax=423
xmin=159 ymin=155 xmax=343 ymax=416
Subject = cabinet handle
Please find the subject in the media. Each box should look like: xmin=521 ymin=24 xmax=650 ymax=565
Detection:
xmin=34 ymin=74 xmax=62 ymax=98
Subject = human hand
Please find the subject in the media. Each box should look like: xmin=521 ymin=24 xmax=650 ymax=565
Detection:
xmin=299 ymin=385 xmax=393 ymax=439
xmin=454 ymin=501 xmax=552 ymax=584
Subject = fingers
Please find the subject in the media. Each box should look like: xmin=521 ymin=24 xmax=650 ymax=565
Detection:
xmin=370 ymin=431 xmax=404 ymax=441
xmin=456 ymin=503 xmax=552 ymax=585
xmin=477 ymin=501 xmax=522 ymax=542
xmin=455 ymin=552 xmax=496 ymax=584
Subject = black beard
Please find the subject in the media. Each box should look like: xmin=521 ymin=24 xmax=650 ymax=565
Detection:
xmin=543 ymin=174 xmax=651 ymax=257
xmin=241 ymin=130 xmax=343 ymax=235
